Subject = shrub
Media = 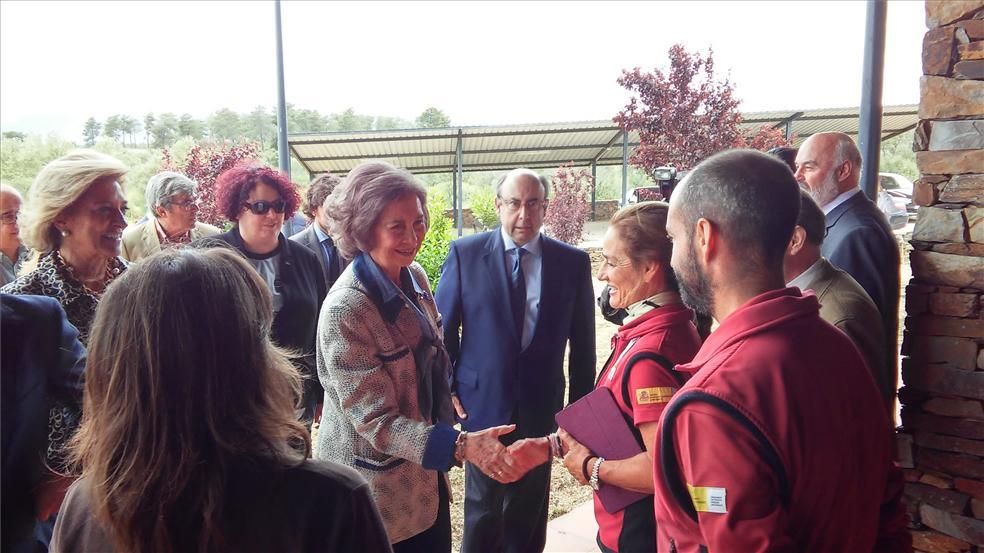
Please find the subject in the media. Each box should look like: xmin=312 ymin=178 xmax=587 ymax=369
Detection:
xmin=418 ymin=192 xmax=453 ymax=289
xmin=469 ymin=187 xmax=499 ymax=231
xmin=544 ymin=164 xmax=593 ymax=245
xmin=161 ymin=140 xmax=260 ymax=227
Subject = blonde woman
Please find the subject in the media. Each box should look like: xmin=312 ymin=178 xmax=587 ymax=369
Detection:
xmin=2 ymin=149 xmax=129 ymax=524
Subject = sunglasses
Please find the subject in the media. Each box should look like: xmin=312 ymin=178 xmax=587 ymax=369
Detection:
xmin=242 ymin=200 xmax=286 ymax=215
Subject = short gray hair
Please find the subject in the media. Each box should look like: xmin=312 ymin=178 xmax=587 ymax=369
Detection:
xmin=495 ymin=168 xmax=550 ymax=200
xmin=146 ymin=171 xmax=198 ymax=216
xmin=325 ymin=161 xmax=428 ymax=260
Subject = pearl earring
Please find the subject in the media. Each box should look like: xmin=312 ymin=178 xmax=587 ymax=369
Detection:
xmin=61 ymin=229 xmax=70 ymax=237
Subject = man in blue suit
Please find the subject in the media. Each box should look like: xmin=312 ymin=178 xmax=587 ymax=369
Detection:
xmin=1 ymin=294 xmax=86 ymax=553
xmin=795 ymin=132 xmax=901 ymax=412
xmin=436 ymin=168 xmax=596 ymax=552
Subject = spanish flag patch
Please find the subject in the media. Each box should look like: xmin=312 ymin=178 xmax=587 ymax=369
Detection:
xmin=635 ymin=387 xmax=675 ymax=405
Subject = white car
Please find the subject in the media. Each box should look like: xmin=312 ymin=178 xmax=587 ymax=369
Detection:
xmin=879 ymin=172 xmax=917 ymax=215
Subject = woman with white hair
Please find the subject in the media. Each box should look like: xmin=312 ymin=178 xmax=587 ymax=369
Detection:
xmin=120 ymin=171 xmax=220 ymax=262
xmin=1 ymin=148 xmax=129 ymax=527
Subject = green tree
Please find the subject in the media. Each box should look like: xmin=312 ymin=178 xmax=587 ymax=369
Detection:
xmin=468 ymin=187 xmax=499 ymax=231
xmin=119 ymin=115 xmax=138 ymax=146
xmin=415 ymin=107 xmax=451 ymax=128
xmin=0 ymin=133 xmax=76 ymax=192
xmin=374 ymin=115 xmax=413 ymax=130
xmin=178 ymin=113 xmax=205 ymax=140
xmin=244 ymin=105 xmax=275 ymax=149
xmin=83 ymin=117 xmax=102 ymax=146
xmin=208 ymin=108 xmax=242 ymax=140
xmin=103 ymin=114 xmax=125 ymax=143
xmin=328 ymin=108 xmax=373 ymax=131
xmin=879 ymin=130 xmax=917 ymax=181
xmin=151 ymin=113 xmax=180 ymax=148
xmin=287 ymin=104 xmax=329 ymax=133
xmin=143 ymin=113 xmax=155 ymax=147
xmin=2 ymin=131 xmax=27 ymax=141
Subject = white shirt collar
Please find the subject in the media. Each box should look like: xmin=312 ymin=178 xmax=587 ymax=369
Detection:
xmin=787 ymin=257 xmax=825 ymax=290
xmin=499 ymin=227 xmax=542 ymax=257
xmin=821 ymin=187 xmax=861 ymax=215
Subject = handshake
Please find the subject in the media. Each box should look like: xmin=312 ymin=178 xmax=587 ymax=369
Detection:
xmin=455 ymin=426 xmax=580 ymax=484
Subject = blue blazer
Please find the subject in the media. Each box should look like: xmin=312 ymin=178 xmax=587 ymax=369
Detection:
xmin=435 ymin=229 xmax=596 ymax=437
xmin=821 ymin=191 xmax=900 ymax=394
xmin=1 ymin=294 xmax=85 ymax=553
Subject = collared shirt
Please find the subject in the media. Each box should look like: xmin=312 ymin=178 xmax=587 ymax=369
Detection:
xmin=154 ymin=218 xmax=192 ymax=248
xmin=787 ymin=257 xmax=826 ymax=291
xmin=312 ymin=223 xmax=342 ymax=282
xmin=821 ymin=187 xmax=862 ymax=215
xmin=622 ymin=290 xmax=682 ymax=326
xmin=499 ymin=227 xmax=543 ymax=350
xmin=0 ymin=245 xmax=29 ymax=287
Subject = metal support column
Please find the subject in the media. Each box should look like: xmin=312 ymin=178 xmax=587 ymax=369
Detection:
xmin=455 ymin=130 xmax=464 ymax=237
xmin=451 ymin=169 xmax=457 ymax=233
xmin=274 ymin=0 xmax=290 ymax=178
xmin=858 ymin=0 xmax=887 ymax=200
xmin=621 ymin=131 xmax=629 ymax=206
xmin=591 ymin=163 xmax=597 ymax=221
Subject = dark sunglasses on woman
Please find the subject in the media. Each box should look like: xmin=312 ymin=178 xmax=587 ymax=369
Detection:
xmin=243 ymin=199 xmax=287 ymax=215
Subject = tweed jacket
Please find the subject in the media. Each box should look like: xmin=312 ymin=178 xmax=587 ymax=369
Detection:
xmin=794 ymin=257 xmax=888 ymax=408
xmin=314 ymin=253 xmax=457 ymax=544
xmin=120 ymin=219 xmax=221 ymax=262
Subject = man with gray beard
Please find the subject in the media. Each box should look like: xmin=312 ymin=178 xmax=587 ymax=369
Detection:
xmin=794 ymin=132 xmax=900 ymax=411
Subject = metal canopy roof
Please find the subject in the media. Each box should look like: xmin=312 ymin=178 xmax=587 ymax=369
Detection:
xmin=289 ymin=104 xmax=918 ymax=177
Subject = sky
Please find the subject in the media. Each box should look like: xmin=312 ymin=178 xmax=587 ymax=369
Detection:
xmin=0 ymin=0 xmax=926 ymax=141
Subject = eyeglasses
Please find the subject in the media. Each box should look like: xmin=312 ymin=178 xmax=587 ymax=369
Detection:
xmin=498 ymin=197 xmax=546 ymax=213
xmin=169 ymin=197 xmax=199 ymax=210
xmin=242 ymin=199 xmax=286 ymax=215
xmin=0 ymin=212 xmax=19 ymax=225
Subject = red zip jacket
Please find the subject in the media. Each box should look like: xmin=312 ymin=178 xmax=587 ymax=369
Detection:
xmin=594 ymin=303 xmax=701 ymax=552
xmin=654 ymin=288 xmax=910 ymax=552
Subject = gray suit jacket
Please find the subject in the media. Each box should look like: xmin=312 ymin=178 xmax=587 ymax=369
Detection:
xmin=120 ymin=219 xmax=220 ymax=262
xmin=796 ymin=258 xmax=889 ymax=409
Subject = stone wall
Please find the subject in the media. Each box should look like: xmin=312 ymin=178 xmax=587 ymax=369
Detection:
xmin=898 ymin=3 xmax=984 ymax=551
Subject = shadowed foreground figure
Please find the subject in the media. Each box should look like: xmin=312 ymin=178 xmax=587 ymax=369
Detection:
xmin=654 ymin=149 xmax=910 ymax=551
xmin=51 ymin=248 xmax=390 ymax=553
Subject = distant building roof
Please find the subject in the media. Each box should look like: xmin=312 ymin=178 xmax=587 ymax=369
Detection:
xmin=288 ymin=104 xmax=918 ymax=177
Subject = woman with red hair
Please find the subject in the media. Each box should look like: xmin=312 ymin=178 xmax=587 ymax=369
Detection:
xmin=212 ymin=164 xmax=327 ymax=423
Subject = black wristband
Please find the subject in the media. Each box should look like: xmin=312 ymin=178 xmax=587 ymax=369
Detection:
xmin=581 ymin=456 xmax=596 ymax=482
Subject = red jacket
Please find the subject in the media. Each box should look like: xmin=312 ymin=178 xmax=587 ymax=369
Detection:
xmin=653 ymin=288 xmax=910 ymax=552
xmin=594 ymin=303 xmax=701 ymax=552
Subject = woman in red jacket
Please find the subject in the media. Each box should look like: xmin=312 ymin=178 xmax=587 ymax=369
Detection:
xmin=510 ymin=202 xmax=702 ymax=552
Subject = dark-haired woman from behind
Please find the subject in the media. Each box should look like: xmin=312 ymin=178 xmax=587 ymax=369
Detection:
xmin=50 ymin=247 xmax=391 ymax=553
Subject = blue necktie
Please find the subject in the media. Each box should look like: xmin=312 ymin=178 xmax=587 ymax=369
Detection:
xmin=510 ymin=248 xmax=527 ymax=340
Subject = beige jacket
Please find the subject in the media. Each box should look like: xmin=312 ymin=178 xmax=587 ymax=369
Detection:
xmin=795 ymin=257 xmax=889 ymax=407
xmin=120 ymin=220 xmax=220 ymax=262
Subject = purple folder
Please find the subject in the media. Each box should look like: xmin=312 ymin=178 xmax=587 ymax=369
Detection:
xmin=555 ymin=387 xmax=649 ymax=513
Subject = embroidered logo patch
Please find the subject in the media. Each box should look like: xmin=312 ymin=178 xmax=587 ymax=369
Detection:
xmin=636 ymin=387 xmax=675 ymax=405
xmin=687 ymin=484 xmax=728 ymax=513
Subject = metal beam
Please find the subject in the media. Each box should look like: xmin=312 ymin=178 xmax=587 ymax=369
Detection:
xmin=302 ymin=141 xmax=640 ymax=162
xmin=590 ymin=131 xmax=626 ymax=165
xmin=289 ymin=124 xmax=624 ymax=145
xmin=274 ymin=0 xmax=290 ymax=177
xmin=591 ymin=164 xmax=597 ymax=220
xmin=880 ymin=123 xmax=917 ymax=142
xmin=621 ymin=131 xmax=628 ymax=206
xmin=305 ymin=155 xmax=641 ymax=176
xmin=858 ymin=0 xmax=887 ymax=200
xmin=455 ymin=129 xmax=464 ymax=237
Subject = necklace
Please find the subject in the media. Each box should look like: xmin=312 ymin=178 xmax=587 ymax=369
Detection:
xmin=54 ymin=250 xmax=120 ymax=296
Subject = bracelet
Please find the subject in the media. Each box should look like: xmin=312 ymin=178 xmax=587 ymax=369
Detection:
xmin=581 ymin=455 xmax=596 ymax=482
xmin=454 ymin=431 xmax=468 ymax=463
xmin=548 ymin=433 xmax=560 ymax=458
xmin=590 ymin=457 xmax=605 ymax=491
